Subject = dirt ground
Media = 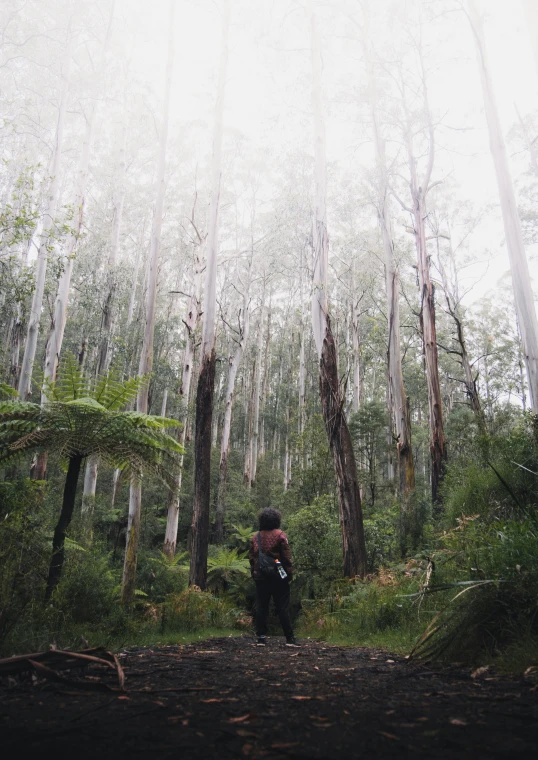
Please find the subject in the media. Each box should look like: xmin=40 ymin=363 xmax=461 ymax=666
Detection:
xmin=1 ymin=635 xmax=537 ymax=759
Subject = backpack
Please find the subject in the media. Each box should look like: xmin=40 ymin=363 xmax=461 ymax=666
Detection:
xmin=257 ymin=531 xmax=278 ymax=579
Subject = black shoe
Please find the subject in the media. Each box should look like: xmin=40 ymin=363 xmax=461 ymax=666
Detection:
xmin=286 ymin=637 xmax=300 ymax=647
xmin=256 ymin=636 xmax=267 ymax=646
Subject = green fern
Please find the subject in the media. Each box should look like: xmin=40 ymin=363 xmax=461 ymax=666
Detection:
xmin=0 ymin=366 xmax=184 ymax=600
xmin=0 ymin=383 xmax=17 ymax=399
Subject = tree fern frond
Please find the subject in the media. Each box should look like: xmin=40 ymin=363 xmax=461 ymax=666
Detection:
xmin=0 ymin=383 xmax=17 ymax=399
xmin=46 ymin=354 xmax=89 ymax=402
xmin=92 ymin=370 xmax=145 ymax=410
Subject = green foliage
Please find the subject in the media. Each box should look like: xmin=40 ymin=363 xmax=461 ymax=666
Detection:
xmin=286 ymin=496 xmax=342 ymax=597
xmin=298 ymin=571 xmax=421 ymax=651
xmin=441 ymin=416 xmax=538 ymax=525
xmin=229 ymin=524 xmax=255 ymax=552
xmin=0 ymin=479 xmax=49 ymax=648
xmin=163 ymin=587 xmax=241 ymax=632
xmin=0 ymin=357 xmax=183 ymax=487
xmin=411 ymin=518 xmax=538 ymax=663
xmin=349 ymin=402 xmax=390 ymax=506
xmin=363 ymin=505 xmax=400 ymax=571
xmin=207 ymin=548 xmax=250 ymax=592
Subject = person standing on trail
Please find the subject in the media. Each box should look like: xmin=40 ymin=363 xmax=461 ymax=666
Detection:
xmin=248 ymin=508 xmax=300 ymax=647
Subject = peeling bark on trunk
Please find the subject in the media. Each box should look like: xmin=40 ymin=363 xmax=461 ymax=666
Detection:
xmin=45 ymin=453 xmax=83 ymax=601
xmin=310 ymin=3 xmax=366 ymax=577
xmin=189 ymin=0 xmax=230 ymax=588
xmin=320 ymin=323 xmax=367 ymax=577
xmin=396 ymin=51 xmax=446 ymax=503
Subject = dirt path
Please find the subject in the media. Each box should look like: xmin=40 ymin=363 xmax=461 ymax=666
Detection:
xmin=1 ymin=635 xmax=536 ymax=758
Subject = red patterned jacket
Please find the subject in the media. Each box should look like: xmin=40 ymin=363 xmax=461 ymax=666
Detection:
xmin=248 ymin=529 xmax=293 ymax=580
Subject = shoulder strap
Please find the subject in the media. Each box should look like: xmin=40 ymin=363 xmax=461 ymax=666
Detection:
xmin=257 ymin=531 xmax=262 ymax=552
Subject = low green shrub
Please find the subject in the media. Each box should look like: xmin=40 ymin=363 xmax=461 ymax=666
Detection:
xmin=164 ymin=587 xmax=244 ymax=632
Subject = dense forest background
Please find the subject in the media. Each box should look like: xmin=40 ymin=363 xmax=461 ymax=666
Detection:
xmin=1 ymin=0 xmax=538 ymax=667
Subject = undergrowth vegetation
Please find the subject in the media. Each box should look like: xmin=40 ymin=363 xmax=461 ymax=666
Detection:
xmin=1 ymin=408 xmax=537 ymax=671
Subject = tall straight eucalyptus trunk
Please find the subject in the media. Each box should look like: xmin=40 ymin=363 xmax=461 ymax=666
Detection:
xmin=309 ymin=4 xmax=366 ymax=578
xmin=18 ymin=36 xmax=72 ymax=402
xmin=97 ymin=118 xmax=126 ymax=376
xmin=249 ymin=287 xmax=265 ymax=486
xmin=363 ymin=15 xmax=415 ymax=509
xmin=189 ymin=0 xmax=230 ymax=589
xmin=44 ymin=5 xmax=115 ymax=390
xmin=397 ymin=54 xmax=446 ymax=504
xmin=468 ymin=0 xmax=538 ymax=411
xmin=122 ymin=1 xmax=174 ymax=604
xmin=163 ymin=241 xmax=204 ymax=556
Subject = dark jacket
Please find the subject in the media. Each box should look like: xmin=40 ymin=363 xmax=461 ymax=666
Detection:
xmin=248 ymin=529 xmax=293 ymax=580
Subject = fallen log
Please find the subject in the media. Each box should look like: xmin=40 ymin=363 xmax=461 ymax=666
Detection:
xmin=0 ymin=647 xmax=124 ymax=691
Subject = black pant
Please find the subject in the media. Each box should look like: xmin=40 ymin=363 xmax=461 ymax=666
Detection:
xmin=255 ymin=577 xmax=293 ymax=639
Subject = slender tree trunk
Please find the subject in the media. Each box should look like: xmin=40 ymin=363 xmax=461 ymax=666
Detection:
xmin=366 ymin=39 xmax=415 ymax=504
xmin=18 ymin=38 xmax=72 ymax=401
xmin=298 ymin=327 xmax=306 ymax=433
xmin=122 ymin=2 xmax=174 ymax=604
xmin=435 ymin=234 xmax=486 ymax=435
xmin=44 ymin=6 xmax=114 ymax=391
xmin=249 ymin=292 xmax=265 ymax=486
xmin=243 ymin=357 xmax=256 ymax=487
xmin=163 ymin=241 xmax=204 ymax=557
xmin=398 ymin=57 xmax=446 ymax=503
xmin=214 ymin=260 xmax=251 ymax=543
xmin=43 ymin=105 xmax=97 ymax=389
xmin=468 ymin=0 xmax=538 ymax=411
xmin=310 ymin=4 xmax=366 ymax=577
xmin=9 ymin=306 xmax=22 ymax=389
xmin=189 ymin=0 xmax=230 ymax=589
xmin=45 ymin=453 xmax=83 ymax=601
xmin=96 ymin=118 xmax=126 ymax=376
xmin=351 ymin=295 xmax=361 ymax=414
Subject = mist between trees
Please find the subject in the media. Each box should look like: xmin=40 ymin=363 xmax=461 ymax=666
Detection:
xmin=1 ymin=0 xmax=538 ymax=664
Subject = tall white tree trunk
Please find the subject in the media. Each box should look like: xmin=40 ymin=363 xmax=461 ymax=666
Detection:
xmin=97 ymin=117 xmax=127 ymax=376
xmin=468 ymin=0 xmax=538 ymax=411
xmin=249 ymin=290 xmax=265 ymax=486
xmin=43 ymin=106 xmax=97 ymax=391
xmin=122 ymin=1 xmax=174 ymax=604
xmin=83 ymin=118 xmax=127 ymax=505
xmin=44 ymin=5 xmax=114 ymax=391
xmin=363 ymin=13 xmax=415 ymax=510
xmin=309 ymin=2 xmax=366 ymax=577
xmin=190 ymin=0 xmax=230 ymax=589
xmin=18 ymin=39 xmax=72 ymax=401
xmin=163 ymin=240 xmax=204 ymax=557
xmin=298 ymin=327 xmax=306 ymax=433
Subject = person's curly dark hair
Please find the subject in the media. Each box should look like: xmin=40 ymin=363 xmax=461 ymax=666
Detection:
xmin=258 ymin=508 xmax=282 ymax=530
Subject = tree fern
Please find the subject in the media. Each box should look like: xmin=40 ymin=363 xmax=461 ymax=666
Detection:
xmin=0 ymin=367 xmax=184 ymax=600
